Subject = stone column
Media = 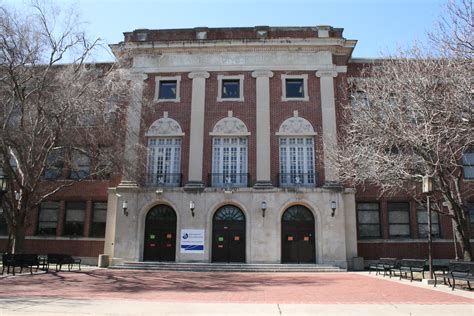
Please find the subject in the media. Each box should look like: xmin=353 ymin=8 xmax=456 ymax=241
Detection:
xmin=252 ymin=70 xmax=274 ymax=189
xmin=316 ymin=69 xmax=339 ymax=185
xmin=119 ymin=73 xmax=148 ymax=188
xmin=185 ymin=71 xmax=210 ymax=190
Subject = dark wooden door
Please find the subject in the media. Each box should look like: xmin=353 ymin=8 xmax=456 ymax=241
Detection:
xmin=212 ymin=206 xmax=246 ymax=263
xmin=144 ymin=205 xmax=177 ymax=262
xmin=281 ymin=206 xmax=315 ymax=263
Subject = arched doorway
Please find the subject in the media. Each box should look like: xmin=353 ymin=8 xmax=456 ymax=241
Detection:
xmin=212 ymin=205 xmax=246 ymax=263
xmin=281 ymin=205 xmax=315 ymax=263
xmin=143 ymin=205 xmax=177 ymax=261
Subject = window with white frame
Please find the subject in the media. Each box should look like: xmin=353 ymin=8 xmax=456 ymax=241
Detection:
xmin=147 ymin=138 xmax=182 ymax=186
xmin=279 ymin=137 xmax=315 ymax=186
xmin=212 ymin=137 xmax=248 ymax=187
xmin=155 ymin=76 xmax=181 ymax=102
xmin=217 ymin=75 xmax=244 ymax=101
xmin=281 ymin=74 xmax=309 ymax=101
xmin=463 ymin=147 xmax=474 ymax=180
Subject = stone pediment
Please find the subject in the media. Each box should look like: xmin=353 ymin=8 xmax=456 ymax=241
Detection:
xmin=276 ymin=116 xmax=316 ymax=136
xmin=146 ymin=117 xmax=184 ymax=137
xmin=210 ymin=116 xmax=250 ymax=136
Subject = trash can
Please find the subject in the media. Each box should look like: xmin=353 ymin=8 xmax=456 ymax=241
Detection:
xmin=98 ymin=254 xmax=109 ymax=268
xmin=352 ymin=257 xmax=364 ymax=271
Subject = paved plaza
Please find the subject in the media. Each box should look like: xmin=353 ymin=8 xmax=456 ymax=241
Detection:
xmin=0 ymin=269 xmax=472 ymax=315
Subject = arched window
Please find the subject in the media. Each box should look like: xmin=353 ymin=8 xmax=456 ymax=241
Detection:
xmin=277 ymin=114 xmax=316 ymax=187
xmin=210 ymin=114 xmax=250 ymax=187
xmin=146 ymin=115 xmax=184 ymax=186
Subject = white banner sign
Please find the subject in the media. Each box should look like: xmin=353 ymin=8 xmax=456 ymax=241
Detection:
xmin=180 ymin=229 xmax=205 ymax=253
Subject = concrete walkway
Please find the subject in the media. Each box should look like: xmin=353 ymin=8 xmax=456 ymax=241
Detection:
xmin=0 ymin=269 xmax=472 ymax=315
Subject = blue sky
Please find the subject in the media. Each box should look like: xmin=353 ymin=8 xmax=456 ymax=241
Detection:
xmin=4 ymin=0 xmax=447 ymax=61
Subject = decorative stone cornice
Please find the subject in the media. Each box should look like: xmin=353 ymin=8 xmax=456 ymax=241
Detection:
xmin=251 ymin=70 xmax=274 ymax=78
xmin=188 ymin=71 xmax=210 ymax=79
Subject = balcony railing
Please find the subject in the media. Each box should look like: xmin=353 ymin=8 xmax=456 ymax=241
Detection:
xmin=146 ymin=173 xmax=182 ymax=187
xmin=279 ymin=172 xmax=317 ymax=188
xmin=209 ymin=173 xmax=249 ymax=188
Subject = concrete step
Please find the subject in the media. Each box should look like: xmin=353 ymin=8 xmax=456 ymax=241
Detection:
xmin=109 ymin=262 xmax=346 ymax=272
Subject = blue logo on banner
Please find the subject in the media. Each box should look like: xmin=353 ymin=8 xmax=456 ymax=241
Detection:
xmin=182 ymin=233 xmax=189 ymax=239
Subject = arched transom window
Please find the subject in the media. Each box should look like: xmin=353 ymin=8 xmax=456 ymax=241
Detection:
xmin=277 ymin=112 xmax=316 ymax=187
xmin=146 ymin=114 xmax=184 ymax=186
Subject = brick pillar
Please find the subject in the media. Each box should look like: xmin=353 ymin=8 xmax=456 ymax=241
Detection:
xmin=252 ymin=70 xmax=274 ymax=189
xmin=185 ymin=71 xmax=209 ymax=190
xmin=83 ymin=200 xmax=93 ymax=237
xmin=57 ymin=200 xmax=66 ymax=237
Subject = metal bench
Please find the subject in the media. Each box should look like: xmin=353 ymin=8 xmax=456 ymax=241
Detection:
xmin=391 ymin=259 xmax=426 ymax=282
xmin=435 ymin=261 xmax=474 ymax=290
xmin=369 ymin=257 xmax=398 ymax=276
xmin=1 ymin=253 xmax=40 ymax=275
xmin=46 ymin=254 xmax=81 ymax=272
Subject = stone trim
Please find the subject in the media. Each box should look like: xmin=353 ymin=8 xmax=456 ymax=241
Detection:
xmin=251 ymin=70 xmax=274 ymax=78
xmin=145 ymin=115 xmax=185 ymax=137
xmin=188 ymin=71 xmax=210 ymax=79
xmin=154 ymin=75 xmax=181 ymax=102
xmin=210 ymin=115 xmax=251 ymax=136
xmin=217 ymin=74 xmax=245 ymax=102
xmin=281 ymin=74 xmax=309 ymax=102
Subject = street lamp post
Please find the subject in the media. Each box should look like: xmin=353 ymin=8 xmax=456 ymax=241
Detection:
xmin=422 ymin=175 xmax=433 ymax=279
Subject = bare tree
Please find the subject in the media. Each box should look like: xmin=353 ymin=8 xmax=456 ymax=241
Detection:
xmin=0 ymin=1 xmax=129 ymax=253
xmin=334 ymin=0 xmax=473 ymax=261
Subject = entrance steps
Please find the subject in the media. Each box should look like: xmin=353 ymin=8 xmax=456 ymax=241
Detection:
xmin=109 ymin=262 xmax=346 ymax=272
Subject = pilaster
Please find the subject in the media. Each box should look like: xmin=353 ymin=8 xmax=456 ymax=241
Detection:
xmin=252 ymin=70 xmax=274 ymax=189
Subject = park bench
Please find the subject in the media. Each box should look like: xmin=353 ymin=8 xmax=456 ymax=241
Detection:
xmin=1 ymin=253 xmax=40 ymax=275
xmin=46 ymin=254 xmax=81 ymax=272
xmin=391 ymin=259 xmax=426 ymax=282
xmin=369 ymin=257 xmax=398 ymax=276
xmin=434 ymin=261 xmax=474 ymax=290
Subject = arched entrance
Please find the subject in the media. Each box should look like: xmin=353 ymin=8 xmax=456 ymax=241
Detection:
xmin=281 ymin=205 xmax=315 ymax=263
xmin=212 ymin=205 xmax=246 ymax=263
xmin=143 ymin=205 xmax=177 ymax=261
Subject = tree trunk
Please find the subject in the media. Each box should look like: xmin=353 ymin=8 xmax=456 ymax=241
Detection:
xmin=11 ymin=226 xmax=26 ymax=254
xmin=453 ymin=218 xmax=472 ymax=262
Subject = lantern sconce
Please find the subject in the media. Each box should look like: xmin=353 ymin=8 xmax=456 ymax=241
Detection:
xmin=261 ymin=201 xmax=267 ymax=217
xmin=122 ymin=200 xmax=129 ymax=217
xmin=330 ymin=200 xmax=336 ymax=217
xmin=190 ymin=201 xmax=195 ymax=217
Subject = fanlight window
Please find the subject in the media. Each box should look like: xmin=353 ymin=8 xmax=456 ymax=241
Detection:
xmin=147 ymin=205 xmax=176 ymax=222
xmin=282 ymin=205 xmax=314 ymax=222
xmin=214 ymin=205 xmax=245 ymax=221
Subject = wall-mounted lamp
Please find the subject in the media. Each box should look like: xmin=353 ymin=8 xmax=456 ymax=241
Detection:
xmin=189 ymin=201 xmax=195 ymax=217
xmin=261 ymin=201 xmax=267 ymax=217
xmin=331 ymin=200 xmax=336 ymax=217
xmin=122 ymin=200 xmax=129 ymax=216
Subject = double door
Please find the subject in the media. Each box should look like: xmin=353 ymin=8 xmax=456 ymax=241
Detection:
xmin=281 ymin=224 xmax=315 ymax=263
xmin=144 ymin=224 xmax=176 ymax=261
xmin=212 ymin=223 xmax=245 ymax=263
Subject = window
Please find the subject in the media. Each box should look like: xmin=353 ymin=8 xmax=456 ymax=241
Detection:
xmin=95 ymin=146 xmax=112 ymax=180
xmin=155 ymin=76 xmax=181 ymax=102
xmin=388 ymin=202 xmax=411 ymax=238
xmin=90 ymin=202 xmax=107 ymax=238
xmin=357 ymin=203 xmax=381 ymax=238
xmin=147 ymin=138 xmax=182 ymax=186
xmin=63 ymin=202 xmax=86 ymax=237
xmin=463 ymin=147 xmax=474 ymax=179
xmin=281 ymin=74 xmax=308 ymax=101
xmin=217 ymin=75 xmax=244 ymax=101
xmin=212 ymin=137 xmax=248 ymax=187
xmin=0 ymin=210 xmax=8 ymax=236
xmin=69 ymin=150 xmax=90 ymax=180
xmin=44 ymin=149 xmax=64 ymax=180
xmin=222 ymin=80 xmax=240 ymax=98
xmin=416 ymin=204 xmax=440 ymax=238
xmin=468 ymin=203 xmax=474 ymax=234
xmin=37 ymin=201 xmax=59 ymax=235
xmin=279 ymin=137 xmax=315 ymax=186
